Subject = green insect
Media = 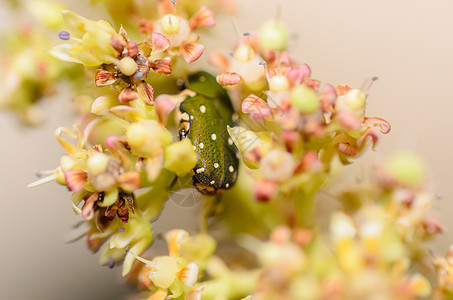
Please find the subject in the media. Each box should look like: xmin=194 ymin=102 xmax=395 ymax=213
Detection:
xmin=179 ymin=71 xmax=239 ymax=195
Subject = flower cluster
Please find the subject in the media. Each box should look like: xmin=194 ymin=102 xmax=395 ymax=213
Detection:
xmin=15 ymin=1 xmax=453 ymax=300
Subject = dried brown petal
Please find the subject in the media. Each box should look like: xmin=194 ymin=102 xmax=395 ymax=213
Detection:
xmin=208 ymin=51 xmax=229 ymax=71
xmin=149 ymin=57 xmax=172 ymax=75
xmin=116 ymin=171 xmax=140 ymax=192
xmin=95 ymin=71 xmax=116 ymax=87
xmin=118 ymin=87 xmax=138 ymax=103
xmin=127 ymin=41 xmax=139 ymax=58
xmin=181 ymin=42 xmax=205 ymax=63
xmin=117 ymin=205 xmax=129 ymax=223
xmin=119 ymin=25 xmax=129 ymax=43
xmin=336 ymin=85 xmax=351 ymax=96
xmin=65 ymin=169 xmax=87 ymax=192
xmin=104 ymin=204 xmax=118 ymax=220
xmin=110 ymin=36 xmax=125 ymax=54
xmin=337 ymin=142 xmax=359 ymax=157
xmin=216 ymin=72 xmax=241 ymax=86
xmin=137 ymin=82 xmax=154 ymax=105
xmin=242 ymin=94 xmax=271 ymax=120
xmin=305 ymin=79 xmax=320 ymax=91
xmin=268 ymin=65 xmax=290 ymax=78
xmin=189 ymin=5 xmax=216 ymax=30
xmin=138 ymin=18 xmax=153 ymax=34
xmin=151 ymin=32 xmax=170 ymax=54
xmin=120 ymin=191 xmax=135 ymax=214
xmin=138 ymin=41 xmax=152 ymax=57
xmin=364 ymin=117 xmax=391 ymax=134
xmin=81 ymin=193 xmax=98 ymax=221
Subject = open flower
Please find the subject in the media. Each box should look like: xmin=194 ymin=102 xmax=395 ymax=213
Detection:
xmin=49 ymin=10 xmax=121 ymax=66
xmin=129 ymin=229 xmax=201 ymax=299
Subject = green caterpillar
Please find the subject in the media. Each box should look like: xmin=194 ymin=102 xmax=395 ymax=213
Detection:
xmin=179 ymin=71 xmax=238 ymax=195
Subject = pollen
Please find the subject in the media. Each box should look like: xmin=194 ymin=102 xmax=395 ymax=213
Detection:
xmin=214 ymin=163 xmax=219 ymax=168
xmin=211 ymin=134 xmax=217 ymax=140
xmin=225 ymin=183 xmax=230 ymax=188
xmin=229 ymin=166 xmax=234 ymax=172
xmin=210 ymin=180 xmax=215 ymax=185
xmin=200 ymin=105 xmax=206 ymax=113
xmin=199 ymin=142 xmax=204 ymax=149
xmin=228 ymin=138 xmax=233 ymax=145
xmin=196 ymin=168 xmax=205 ymax=173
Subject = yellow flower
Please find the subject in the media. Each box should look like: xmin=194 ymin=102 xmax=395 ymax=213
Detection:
xmin=49 ymin=11 xmax=120 ymax=67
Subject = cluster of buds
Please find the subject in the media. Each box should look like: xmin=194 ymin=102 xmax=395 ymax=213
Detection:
xmin=223 ymin=46 xmax=390 ymax=204
xmin=246 ymin=218 xmax=432 ymax=300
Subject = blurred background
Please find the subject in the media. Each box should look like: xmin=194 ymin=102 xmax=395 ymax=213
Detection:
xmin=1 ymin=0 xmax=453 ymax=299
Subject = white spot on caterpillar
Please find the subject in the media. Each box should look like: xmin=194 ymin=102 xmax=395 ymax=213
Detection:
xmin=229 ymin=166 xmax=234 ymax=172
xmin=214 ymin=163 xmax=219 ymax=168
xmin=210 ymin=180 xmax=215 ymax=185
xmin=196 ymin=168 xmax=205 ymax=173
xmin=225 ymin=183 xmax=229 ymax=188
xmin=199 ymin=142 xmax=204 ymax=149
xmin=228 ymin=138 xmax=233 ymax=145
xmin=211 ymin=134 xmax=216 ymax=140
xmin=190 ymin=115 xmax=194 ymax=120
xmin=200 ymin=105 xmax=206 ymax=113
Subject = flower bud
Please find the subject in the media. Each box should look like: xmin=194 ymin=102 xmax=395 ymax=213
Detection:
xmin=164 ymin=139 xmax=197 ymax=176
xmin=86 ymin=152 xmax=109 ymax=175
xmin=259 ymin=149 xmax=295 ymax=182
xmin=161 ymin=14 xmax=181 ymax=35
xmin=344 ymin=88 xmax=366 ymax=110
xmin=126 ymin=123 xmax=146 ymax=148
xmin=386 ymin=152 xmax=426 ymax=187
xmin=118 ymin=57 xmax=137 ymax=76
xmin=233 ymin=44 xmax=255 ymax=63
xmin=269 ymin=74 xmax=289 ymax=92
xmin=259 ymin=19 xmax=289 ymax=51
xmin=290 ymin=85 xmax=320 ymax=114
xmin=126 ymin=120 xmax=172 ymax=158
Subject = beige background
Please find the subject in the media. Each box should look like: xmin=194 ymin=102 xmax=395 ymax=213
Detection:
xmin=1 ymin=0 xmax=453 ymax=299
